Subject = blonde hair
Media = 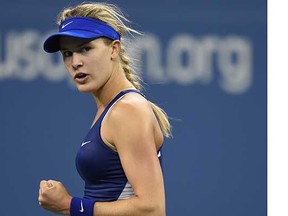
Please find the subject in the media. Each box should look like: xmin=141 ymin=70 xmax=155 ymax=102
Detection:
xmin=57 ymin=2 xmax=172 ymax=137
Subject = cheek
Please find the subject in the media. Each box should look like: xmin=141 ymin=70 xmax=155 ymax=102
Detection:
xmin=90 ymin=56 xmax=110 ymax=72
xmin=63 ymin=61 xmax=73 ymax=75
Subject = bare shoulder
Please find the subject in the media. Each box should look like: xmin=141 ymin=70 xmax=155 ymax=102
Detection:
xmin=109 ymin=92 xmax=154 ymax=121
xmin=104 ymin=92 xmax=160 ymax=138
xmin=101 ymin=92 xmax=164 ymax=150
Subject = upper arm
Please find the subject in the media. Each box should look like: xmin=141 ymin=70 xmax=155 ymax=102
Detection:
xmin=105 ymin=96 xmax=165 ymax=205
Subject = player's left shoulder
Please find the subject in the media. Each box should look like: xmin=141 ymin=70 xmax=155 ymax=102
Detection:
xmin=109 ymin=92 xmax=154 ymax=123
xmin=121 ymin=92 xmax=150 ymax=108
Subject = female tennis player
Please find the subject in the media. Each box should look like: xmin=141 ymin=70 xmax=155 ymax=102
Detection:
xmin=38 ymin=2 xmax=171 ymax=216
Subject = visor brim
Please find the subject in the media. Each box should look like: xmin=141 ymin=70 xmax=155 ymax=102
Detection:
xmin=43 ymin=30 xmax=105 ymax=53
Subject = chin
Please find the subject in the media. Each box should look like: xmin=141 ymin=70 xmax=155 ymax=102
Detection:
xmin=76 ymin=85 xmax=94 ymax=93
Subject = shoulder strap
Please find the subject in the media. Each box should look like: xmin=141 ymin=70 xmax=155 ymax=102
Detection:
xmin=97 ymin=89 xmax=144 ymax=124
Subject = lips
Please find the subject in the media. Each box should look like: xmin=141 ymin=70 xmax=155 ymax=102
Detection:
xmin=74 ymin=72 xmax=89 ymax=84
xmin=74 ymin=72 xmax=88 ymax=79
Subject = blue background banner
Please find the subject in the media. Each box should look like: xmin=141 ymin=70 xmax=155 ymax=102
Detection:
xmin=0 ymin=0 xmax=266 ymax=215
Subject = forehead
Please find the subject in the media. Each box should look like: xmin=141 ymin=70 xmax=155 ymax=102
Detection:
xmin=59 ymin=36 xmax=96 ymax=50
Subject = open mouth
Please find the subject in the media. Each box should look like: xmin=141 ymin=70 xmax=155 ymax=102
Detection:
xmin=74 ymin=73 xmax=88 ymax=80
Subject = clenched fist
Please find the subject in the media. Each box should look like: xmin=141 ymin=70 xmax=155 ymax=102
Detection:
xmin=38 ymin=180 xmax=72 ymax=215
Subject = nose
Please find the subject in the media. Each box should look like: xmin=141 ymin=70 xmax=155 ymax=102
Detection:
xmin=71 ymin=53 xmax=83 ymax=70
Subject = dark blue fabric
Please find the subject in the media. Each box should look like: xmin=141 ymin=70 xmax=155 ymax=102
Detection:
xmin=70 ymin=197 xmax=96 ymax=216
xmin=76 ymin=89 xmax=157 ymax=201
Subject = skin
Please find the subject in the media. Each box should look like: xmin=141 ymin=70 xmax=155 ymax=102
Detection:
xmin=38 ymin=36 xmax=165 ymax=215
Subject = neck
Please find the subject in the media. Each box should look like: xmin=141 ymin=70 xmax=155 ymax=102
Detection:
xmin=92 ymin=65 xmax=135 ymax=109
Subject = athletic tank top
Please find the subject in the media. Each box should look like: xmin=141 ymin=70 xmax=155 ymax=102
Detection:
xmin=75 ymin=89 xmax=163 ymax=201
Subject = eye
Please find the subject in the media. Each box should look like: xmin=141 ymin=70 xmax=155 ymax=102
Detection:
xmin=61 ymin=51 xmax=72 ymax=58
xmin=80 ymin=46 xmax=91 ymax=53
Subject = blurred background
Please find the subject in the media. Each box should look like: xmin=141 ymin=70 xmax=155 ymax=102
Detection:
xmin=0 ymin=0 xmax=266 ymax=215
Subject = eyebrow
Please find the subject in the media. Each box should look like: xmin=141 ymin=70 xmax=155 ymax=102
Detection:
xmin=60 ymin=40 xmax=92 ymax=51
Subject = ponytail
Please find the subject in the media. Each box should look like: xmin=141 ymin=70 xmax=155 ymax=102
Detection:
xmin=57 ymin=2 xmax=172 ymax=137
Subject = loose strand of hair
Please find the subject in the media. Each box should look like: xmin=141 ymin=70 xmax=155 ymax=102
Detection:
xmin=150 ymin=102 xmax=172 ymax=138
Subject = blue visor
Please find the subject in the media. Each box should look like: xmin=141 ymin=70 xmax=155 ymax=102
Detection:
xmin=43 ymin=17 xmax=121 ymax=53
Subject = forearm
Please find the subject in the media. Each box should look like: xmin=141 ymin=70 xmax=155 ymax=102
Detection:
xmin=93 ymin=196 xmax=165 ymax=216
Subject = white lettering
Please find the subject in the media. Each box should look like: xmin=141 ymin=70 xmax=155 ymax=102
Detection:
xmin=15 ymin=30 xmax=39 ymax=81
xmin=218 ymin=36 xmax=252 ymax=94
xmin=39 ymin=31 xmax=68 ymax=82
xmin=198 ymin=36 xmax=219 ymax=84
xmin=131 ymin=34 xmax=166 ymax=82
xmin=167 ymin=34 xmax=199 ymax=84
xmin=0 ymin=31 xmax=19 ymax=79
xmin=0 ymin=30 xmax=253 ymax=94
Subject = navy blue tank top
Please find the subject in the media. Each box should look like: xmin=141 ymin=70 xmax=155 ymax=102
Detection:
xmin=75 ymin=89 xmax=162 ymax=201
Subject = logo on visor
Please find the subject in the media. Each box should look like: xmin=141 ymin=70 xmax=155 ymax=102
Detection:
xmin=61 ymin=21 xmax=73 ymax=29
